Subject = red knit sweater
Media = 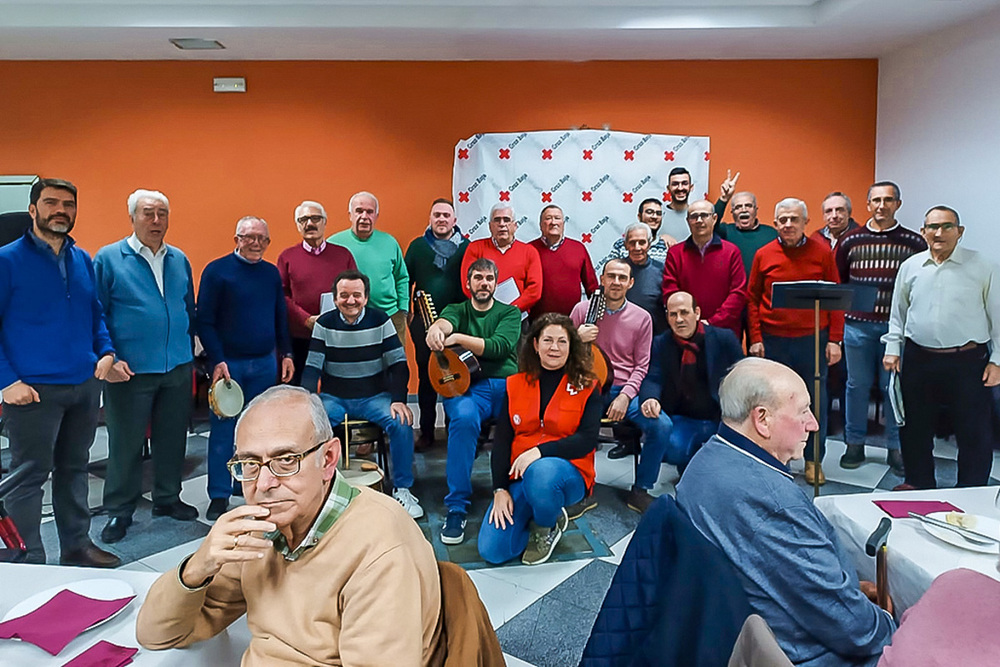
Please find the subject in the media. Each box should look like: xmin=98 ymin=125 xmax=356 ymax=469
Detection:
xmin=277 ymin=243 xmax=357 ymax=339
xmin=661 ymin=235 xmax=747 ymax=337
xmin=460 ymin=239 xmax=543 ymax=313
xmin=747 ymin=237 xmax=844 ymax=343
xmin=528 ymin=237 xmax=599 ymax=318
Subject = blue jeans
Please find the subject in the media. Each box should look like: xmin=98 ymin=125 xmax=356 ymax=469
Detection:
xmin=320 ymin=391 xmax=415 ymax=489
xmin=477 ymin=457 xmax=585 ymax=565
xmin=605 ymin=386 xmax=672 ymax=490
xmin=664 ymin=415 xmax=718 ymax=471
xmin=442 ymin=378 xmax=507 ymax=513
xmin=208 ymin=354 xmax=278 ymax=500
xmin=762 ymin=332 xmax=828 ymax=462
xmin=844 ymin=320 xmax=899 ymax=450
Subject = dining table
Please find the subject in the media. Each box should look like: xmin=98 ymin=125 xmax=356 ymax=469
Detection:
xmin=0 ymin=562 xmax=250 ymax=666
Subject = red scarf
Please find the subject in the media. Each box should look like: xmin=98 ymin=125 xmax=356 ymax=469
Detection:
xmin=674 ymin=322 xmax=705 ymax=393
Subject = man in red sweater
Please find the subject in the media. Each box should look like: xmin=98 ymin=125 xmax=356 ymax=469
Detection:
xmin=529 ymin=204 xmax=598 ymax=320
xmin=747 ymin=198 xmax=844 ymax=485
xmin=661 ymin=199 xmax=747 ymax=338
xmin=461 ymin=203 xmax=543 ymax=317
xmin=277 ymin=200 xmax=357 ymax=385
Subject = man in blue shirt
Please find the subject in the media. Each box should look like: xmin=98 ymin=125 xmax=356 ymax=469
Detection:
xmin=94 ymin=189 xmax=199 ymax=544
xmin=0 ymin=178 xmax=124 ymax=567
xmin=198 ymin=216 xmax=294 ymax=520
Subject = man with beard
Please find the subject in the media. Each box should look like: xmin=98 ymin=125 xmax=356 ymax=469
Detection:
xmin=404 ymin=198 xmax=469 ymax=450
xmin=0 ymin=178 xmax=124 ymax=567
xmin=278 ymin=200 xmax=357 ymax=386
xmin=426 ymin=258 xmax=521 ymax=545
xmin=529 ymin=204 xmax=598 ymax=319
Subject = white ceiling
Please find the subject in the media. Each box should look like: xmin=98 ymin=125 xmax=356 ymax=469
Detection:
xmin=2 ymin=0 xmax=1000 ymax=60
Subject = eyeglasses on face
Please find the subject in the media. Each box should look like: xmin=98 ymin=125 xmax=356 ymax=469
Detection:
xmin=923 ymin=223 xmax=958 ymax=232
xmin=687 ymin=212 xmax=713 ymax=221
xmin=237 ymin=234 xmax=270 ymax=244
xmin=227 ymin=441 xmax=326 ymax=482
xmin=297 ymin=215 xmax=325 ymax=225
xmin=642 ymin=208 xmax=663 ymax=217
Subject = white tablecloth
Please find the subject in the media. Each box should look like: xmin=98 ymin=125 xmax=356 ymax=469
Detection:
xmin=0 ymin=563 xmax=250 ymax=666
xmin=816 ymin=486 xmax=1000 ymax=614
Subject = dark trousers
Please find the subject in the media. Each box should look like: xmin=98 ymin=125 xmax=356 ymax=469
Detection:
xmin=4 ymin=378 xmax=101 ymax=562
xmin=763 ymin=331 xmax=829 ymax=462
xmin=102 ymin=362 xmax=193 ymax=517
xmin=900 ymin=340 xmax=993 ymax=488
xmin=290 ymin=336 xmax=311 ymax=388
xmin=408 ymin=317 xmax=439 ymax=435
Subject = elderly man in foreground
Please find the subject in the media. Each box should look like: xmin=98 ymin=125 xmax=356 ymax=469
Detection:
xmin=677 ymin=358 xmax=895 ymax=666
xmin=136 ymin=385 xmax=442 ymax=665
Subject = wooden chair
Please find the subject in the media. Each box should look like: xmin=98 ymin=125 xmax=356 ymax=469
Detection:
xmin=333 ymin=417 xmax=391 ymax=494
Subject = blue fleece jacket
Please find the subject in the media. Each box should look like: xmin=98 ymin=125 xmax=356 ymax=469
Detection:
xmin=94 ymin=238 xmax=195 ymax=375
xmin=0 ymin=231 xmax=114 ymax=387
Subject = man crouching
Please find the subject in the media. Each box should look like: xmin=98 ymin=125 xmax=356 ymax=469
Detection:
xmin=137 ymin=385 xmax=442 ymax=665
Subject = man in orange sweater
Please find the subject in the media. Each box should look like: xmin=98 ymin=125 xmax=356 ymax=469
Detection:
xmin=747 ymin=198 xmax=844 ymax=485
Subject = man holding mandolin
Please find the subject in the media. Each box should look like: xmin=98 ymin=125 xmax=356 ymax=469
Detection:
xmin=426 ymin=258 xmax=521 ymax=546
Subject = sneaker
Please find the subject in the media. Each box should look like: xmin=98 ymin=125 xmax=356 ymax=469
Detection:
xmin=440 ymin=511 xmax=467 ymax=545
xmin=886 ymin=449 xmax=905 ymax=477
xmin=522 ymin=508 xmax=568 ymax=566
xmin=566 ymin=492 xmax=598 ymax=520
xmin=839 ymin=444 xmax=866 ymax=469
xmin=804 ymin=461 xmax=826 ymax=485
xmin=393 ymin=488 xmax=424 ymax=519
xmin=626 ymin=488 xmax=655 ymax=514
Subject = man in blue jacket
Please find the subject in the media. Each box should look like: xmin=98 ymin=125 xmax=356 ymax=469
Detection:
xmin=0 ymin=178 xmax=124 ymax=567
xmin=632 ymin=291 xmax=743 ymax=511
xmin=94 ymin=189 xmax=199 ymax=544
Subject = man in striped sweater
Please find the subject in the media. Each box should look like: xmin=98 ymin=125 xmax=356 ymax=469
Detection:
xmin=301 ymin=269 xmax=422 ymax=519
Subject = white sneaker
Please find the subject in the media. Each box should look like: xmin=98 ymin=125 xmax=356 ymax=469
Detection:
xmin=393 ymin=488 xmax=424 ymax=519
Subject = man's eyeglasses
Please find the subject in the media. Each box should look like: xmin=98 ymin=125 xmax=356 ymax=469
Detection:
xmin=227 ymin=441 xmax=326 ymax=482
xmin=237 ymin=234 xmax=270 ymax=244
xmin=297 ymin=215 xmax=325 ymax=225
xmin=924 ymin=223 xmax=959 ymax=232
xmin=642 ymin=209 xmax=663 ymax=217
xmin=687 ymin=212 xmax=713 ymax=221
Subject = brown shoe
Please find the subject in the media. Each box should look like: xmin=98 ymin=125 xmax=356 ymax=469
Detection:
xmin=626 ymin=488 xmax=655 ymax=514
xmin=61 ymin=541 xmax=121 ymax=568
xmin=804 ymin=461 xmax=826 ymax=486
xmin=414 ymin=432 xmax=435 ymax=453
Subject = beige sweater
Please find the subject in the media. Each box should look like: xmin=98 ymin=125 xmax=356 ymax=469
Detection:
xmin=136 ymin=488 xmax=442 ymax=666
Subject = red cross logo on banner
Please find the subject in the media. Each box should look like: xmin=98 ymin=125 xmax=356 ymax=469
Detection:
xmin=499 ymin=148 xmax=511 ymax=159
xmin=541 ymin=149 xmax=553 ymax=160
xmin=582 ymin=191 xmax=593 ymax=202
xmin=458 ymin=192 xmax=470 ymax=203
xmin=581 ymin=233 xmax=592 ymax=244
xmin=458 ymin=148 xmax=469 ymax=160
xmin=663 ymin=191 xmax=671 ymax=202
xmin=541 ymin=192 xmax=552 ymax=203
xmin=664 ymin=151 xmax=675 ymax=162
xmin=583 ymin=150 xmax=593 ymax=160
xmin=624 ymin=150 xmax=635 ymax=161
xmin=704 ymin=151 xmax=711 ymax=161
xmin=623 ymin=192 xmax=633 ymax=203
xmin=499 ymin=191 xmax=511 ymax=201
xmin=703 ymin=192 xmax=709 ymax=200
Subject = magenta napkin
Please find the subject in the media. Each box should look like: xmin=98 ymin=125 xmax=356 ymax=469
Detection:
xmin=0 ymin=589 xmax=135 ymax=655
xmin=62 ymin=640 xmax=138 ymax=667
xmin=874 ymin=499 xmax=963 ymax=518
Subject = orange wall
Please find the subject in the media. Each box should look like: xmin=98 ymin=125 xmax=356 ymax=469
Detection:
xmin=1 ymin=59 xmax=877 ymax=387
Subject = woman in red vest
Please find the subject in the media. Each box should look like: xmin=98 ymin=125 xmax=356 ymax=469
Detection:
xmin=478 ymin=313 xmax=602 ymax=566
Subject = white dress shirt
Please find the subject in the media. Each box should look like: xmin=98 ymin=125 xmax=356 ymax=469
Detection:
xmin=882 ymin=246 xmax=1000 ymax=364
xmin=126 ymin=233 xmax=167 ymax=295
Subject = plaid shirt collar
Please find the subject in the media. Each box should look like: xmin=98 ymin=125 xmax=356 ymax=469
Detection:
xmin=265 ymin=471 xmax=359 ymax=561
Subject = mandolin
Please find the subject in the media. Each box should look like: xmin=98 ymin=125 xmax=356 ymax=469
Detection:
xmin=584 ymin=287 xmax=613 ymax=392
xmin=416 ymin=290 xmax=481 ymax=398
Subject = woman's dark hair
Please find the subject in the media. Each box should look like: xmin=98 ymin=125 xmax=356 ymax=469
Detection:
xmin=519 ymin=312 xmax=596 ymax=389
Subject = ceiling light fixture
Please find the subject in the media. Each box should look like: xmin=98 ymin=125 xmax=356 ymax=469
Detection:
xmin=170 ymin=38 xmax=225 ymax=50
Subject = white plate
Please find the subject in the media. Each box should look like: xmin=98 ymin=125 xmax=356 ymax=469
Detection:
xmin=1 ymin=578 xmax=135 ymax=633
xmin=920 ymin=512 xmax=1000 ymax=554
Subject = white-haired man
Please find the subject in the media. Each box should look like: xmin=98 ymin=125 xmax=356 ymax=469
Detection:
xmin=277 ymin=199 xmax=357 ymax=385
xmin=94 ymin=189 xmax=199 ymax=544
xmin=136 ymin=386 xmax=444 ymax=665
xmin=328 ymin=191 xmax=409 ymax=344
xmin=197 ymin=216 xmax=294 ymax=520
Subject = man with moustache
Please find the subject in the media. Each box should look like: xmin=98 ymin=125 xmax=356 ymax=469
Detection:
xmin=0 ymin=178 xmax=123 ymax=566
xmin=278 ymin=200 xmax=357 ymax=386
xmin=95 ymin=189 xmax=199 ymax=544
xmin=717 ymin=191 xmax=778 ymax=279
xmin=460 ymin=203 xmax=543 ymax=317
xmin=661 ymin=199 xmax=747 ymax=339
xmin=405 ymin=198 xmax=470 ymax=450
xmin=529 ymin=204 xmax=599 ymax=319
xmin=812 ymin=192 xmax=860 ymax=251
xmin=328 ymin=191 xmax=409 ymax=344
xmin=622 ymin=222 xmax=668 ymax=335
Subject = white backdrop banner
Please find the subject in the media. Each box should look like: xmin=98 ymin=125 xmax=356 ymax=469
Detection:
xmin=452 ymin=130 xmax=710 ymax=262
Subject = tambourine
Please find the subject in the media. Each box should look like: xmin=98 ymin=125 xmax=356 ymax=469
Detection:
xmin=208 ymin=378 xmax=244 ymax=418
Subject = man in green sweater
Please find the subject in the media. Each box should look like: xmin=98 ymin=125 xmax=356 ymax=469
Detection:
xmin=426 ymin=258 xmax=521 ymax=545
xmin=328 ymin=191 xmax=409 ymax=345
xmin=716 ymin=191 xmax=778 ymax=278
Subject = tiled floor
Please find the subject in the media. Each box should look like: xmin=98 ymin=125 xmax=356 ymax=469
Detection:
xmin=2 ymin=407 xmax=999 ymax=666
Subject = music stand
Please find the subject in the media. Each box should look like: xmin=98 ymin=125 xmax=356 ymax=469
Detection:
xmin=772 ymin=281 xmax=876 ymax=498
